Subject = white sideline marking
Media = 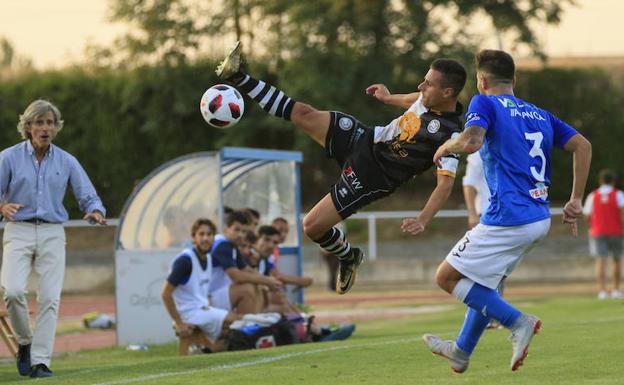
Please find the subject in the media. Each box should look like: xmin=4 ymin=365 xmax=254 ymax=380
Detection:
xmin=90 ymin=337 xmax=426 ymax=385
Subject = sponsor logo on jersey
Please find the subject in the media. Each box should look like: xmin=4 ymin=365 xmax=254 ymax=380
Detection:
xmin=497 ymin=97 xmax=516 ymax=108
xmin=427 ymin=119 xmax=440 ymax=134
xmin=339 ymin=117 xmax=353 ymax=131
xmin=529 ymin=182 xmax=549 ymax=200
xmin=510 ymin=109 xmax=546 ymax=121
xmin=343 ymin=166 xmax=364 ymax=191
xmin=398 ymin=112 xmax=420 ymax=143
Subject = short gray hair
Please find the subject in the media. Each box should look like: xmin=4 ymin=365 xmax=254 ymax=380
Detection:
xmin=17 ymin=100 xmax=64 ymax=140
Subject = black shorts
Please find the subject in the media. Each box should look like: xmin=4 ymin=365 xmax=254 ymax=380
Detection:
xmin=325 ymin=111 xmax=395 ymax=219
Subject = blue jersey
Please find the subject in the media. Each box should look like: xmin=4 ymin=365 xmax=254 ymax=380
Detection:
xmin=465 ymin=94 xmax=578 ymax=226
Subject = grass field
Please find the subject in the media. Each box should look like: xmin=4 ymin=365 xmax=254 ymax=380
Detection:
xmin=1 ymin=294 xmax=622 ymax=385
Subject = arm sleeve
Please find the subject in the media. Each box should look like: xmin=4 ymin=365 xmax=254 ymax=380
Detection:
xmin=548 ymin=112 xmax=578 ymax=149
xmin=617 ymin=191 xmax=624 ymax=208
xmin=68 ymin=155 xmax=106 ymax=216
xmin=235 ymin=249 xmax=249 ymax=269
xmin=437 ymin=155 xmax=459 ymax=178
xmin=0 ymin=152 xmax=12 ymax=201
xmin=167 ymin=255 xmax=192 ymax=286
xmin=462 ymin=153 xmax=483 ymax=187
xmin=465 ymin=95 xmax=494 ymax=132
xmin=582 ymin=192 xmax=594 ymax=216
xmin=211 ymin=242 xmax=236 ymax=269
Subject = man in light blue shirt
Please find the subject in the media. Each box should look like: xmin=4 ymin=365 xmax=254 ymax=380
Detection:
xmin=0 ymin=100 xmax=106 ymax=378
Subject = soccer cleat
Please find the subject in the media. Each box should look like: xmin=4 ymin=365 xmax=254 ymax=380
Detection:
xmin=319 ymin=324 xmax=356 ymax=342
xmin=335 ymin=248 xmax=364 ymax=295
xmin=215 ymin=41 xmax=246 ymax=82
xmin=610 ymin=289 xmax=624 ymax=299
xmin=29 ymin=363 xmax=53 ymax=378
xmin=16 ymin=343 xmax=31 ymax=376
xmin=422 ymin=334 xmax=470 ymax=373
xmin=509 ymin=314 xmax=542 ymax=371
xmin=597 ymin=290 xmax=609 ymax=300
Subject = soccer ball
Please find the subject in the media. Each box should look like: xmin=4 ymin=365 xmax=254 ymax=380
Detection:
xmin=199 ymin=84 xmax=245 ymax=128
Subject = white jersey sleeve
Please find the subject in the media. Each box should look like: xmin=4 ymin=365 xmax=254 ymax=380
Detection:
xmin=373 ymin=94 xmax=428 ymax=143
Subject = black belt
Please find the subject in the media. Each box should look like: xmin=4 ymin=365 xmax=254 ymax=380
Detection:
xmin=22 ymin=218 xmax=50 ymax=225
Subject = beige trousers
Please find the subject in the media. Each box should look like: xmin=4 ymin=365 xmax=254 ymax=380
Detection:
xmin=1 ymin=222 xmax=65 ymax=367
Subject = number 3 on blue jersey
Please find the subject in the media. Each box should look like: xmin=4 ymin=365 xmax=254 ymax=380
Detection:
xmin=524 ymin=132 xmax=546 ymax=182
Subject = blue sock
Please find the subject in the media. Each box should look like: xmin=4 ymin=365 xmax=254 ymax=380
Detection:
xmin=463 ymin=282 xmax=520 ymax=328
xmin=455 ymin=308 xmax=490 ymax=354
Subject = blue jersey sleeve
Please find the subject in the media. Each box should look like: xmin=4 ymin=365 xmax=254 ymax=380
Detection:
xmin=167 ymin=255 xmax=192 ymax=286
xmin=211 ymin=242 xmax=236 ymax=270
xmin=465 ymin=94 xmax=495 ymax=131
xmin=547 ymin=112 xmax=578 ymax=148
xmin=235 ymin=249 xmax=248 ymax=269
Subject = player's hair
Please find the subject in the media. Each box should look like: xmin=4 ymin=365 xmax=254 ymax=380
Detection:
xmin=244 ymin=208 xmax=260 ymax=220
xmin=475 ymin=49 xmax=515 ymax=85
xmin=599 ymin=169 xmax=616 ymax=185
xmin=430 ymin=59 xmax=467 ymax=97
xmin=244 ymin=230 xmax=258 ymax=244
xmin=191 ymin=218 xmax=216 ymax=237
xmin=223 ymin=206 xmax=234 ymax=216
xmin=17 ymin=99 xmax=64 ymax=140
xmin=271 ymin=217 xmax=288 ymax=225
xmin=257 ymin=225 xmax=280 ymax=238
xmin=225 ymin=210 xmax=251 ymax=226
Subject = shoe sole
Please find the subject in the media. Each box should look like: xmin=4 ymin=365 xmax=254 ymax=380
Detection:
xmin=335 ymin=254 xmax=363 ymax=295
xmin=511 ymin=319 xmax=542 ymax=371
xmin=422 ymin=336 xmax=468 ymax=374
xmin=215 ymin=41 xmax=242 ymax=78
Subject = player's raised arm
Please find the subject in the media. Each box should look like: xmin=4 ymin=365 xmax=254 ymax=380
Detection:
xmin=365 ymin=83 xmax=420 ymax=109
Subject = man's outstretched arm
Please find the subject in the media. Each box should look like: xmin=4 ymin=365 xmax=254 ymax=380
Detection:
xmin=365 ymin=83 xmax=420 ymax=109
xmin=401 ymin=173 xmax=455 ymax=236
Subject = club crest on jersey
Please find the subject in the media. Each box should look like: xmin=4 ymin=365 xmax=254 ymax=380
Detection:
xmin=466 ymin=112 xmax=480 ymax=124
xmin=339 ymin=117 xmax=354 ymax=131
xmin=427 ymin=119 xmax=440 ymax=134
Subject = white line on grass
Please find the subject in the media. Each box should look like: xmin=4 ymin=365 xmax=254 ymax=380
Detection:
xmin=90 ymin=336 xmax=433 ymax=385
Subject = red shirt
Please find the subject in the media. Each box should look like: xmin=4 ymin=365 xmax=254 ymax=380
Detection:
xmin=590 ymin=188 xmax=623 ymax=236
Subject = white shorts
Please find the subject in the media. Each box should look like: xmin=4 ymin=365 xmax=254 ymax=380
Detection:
xmin=210 ymin=286 xmax=232 ymax=311
xmin=181 ymin=307 xmax=229 ymax=342
xmin=445 ymin=218 xmax=551 ymax=289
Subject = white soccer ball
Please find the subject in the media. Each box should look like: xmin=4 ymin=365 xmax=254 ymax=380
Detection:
xmin=199 ymin=84 xmax=244 ymax=128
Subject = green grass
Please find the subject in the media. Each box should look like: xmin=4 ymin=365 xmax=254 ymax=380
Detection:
xmin=2 ymin=295 xmax=622 ymax=385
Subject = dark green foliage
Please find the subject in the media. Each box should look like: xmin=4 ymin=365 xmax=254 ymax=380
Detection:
xmin=1 ymin=63 xmax=620 ymax=217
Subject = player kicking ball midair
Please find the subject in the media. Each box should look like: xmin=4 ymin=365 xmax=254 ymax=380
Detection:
xmin=423 ymin=50 xmax=591 ymax=373
xmin=216 ymin=41 xmax=467 ymax=294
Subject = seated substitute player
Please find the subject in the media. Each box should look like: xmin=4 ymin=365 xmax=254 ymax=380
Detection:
xmin=209 ymin=210 xmax=283 ymax=313
xmin=161 ymin=218 xmax=242 ymax=352
xmin=216 ymin=41 xmax=467 ymax=294
xmin=422 ymin=49 xmax=591 ymax=373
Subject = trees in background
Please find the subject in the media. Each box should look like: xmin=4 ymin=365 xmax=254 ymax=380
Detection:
xmin=5 ymin=0 xmax=621 ymax=217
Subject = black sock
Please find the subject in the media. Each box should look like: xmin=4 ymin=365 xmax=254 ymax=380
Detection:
xmin=315 ymin=227 xmax=353 ymax=261
xmin=234 ymin=74 xmax=296 ymax=120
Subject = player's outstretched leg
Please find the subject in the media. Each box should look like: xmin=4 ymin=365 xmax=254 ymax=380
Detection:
xmin=422 ymin=334 xmax=470 ymax=373
xmin=216 ymin=41 xmax=330 ymax=146
xmin=303 ymin=195 xmax=364 ymax=295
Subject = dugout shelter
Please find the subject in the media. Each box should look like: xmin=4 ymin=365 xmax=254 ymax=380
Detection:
xmin=114 ymin=147 xmax=303 ymax=345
